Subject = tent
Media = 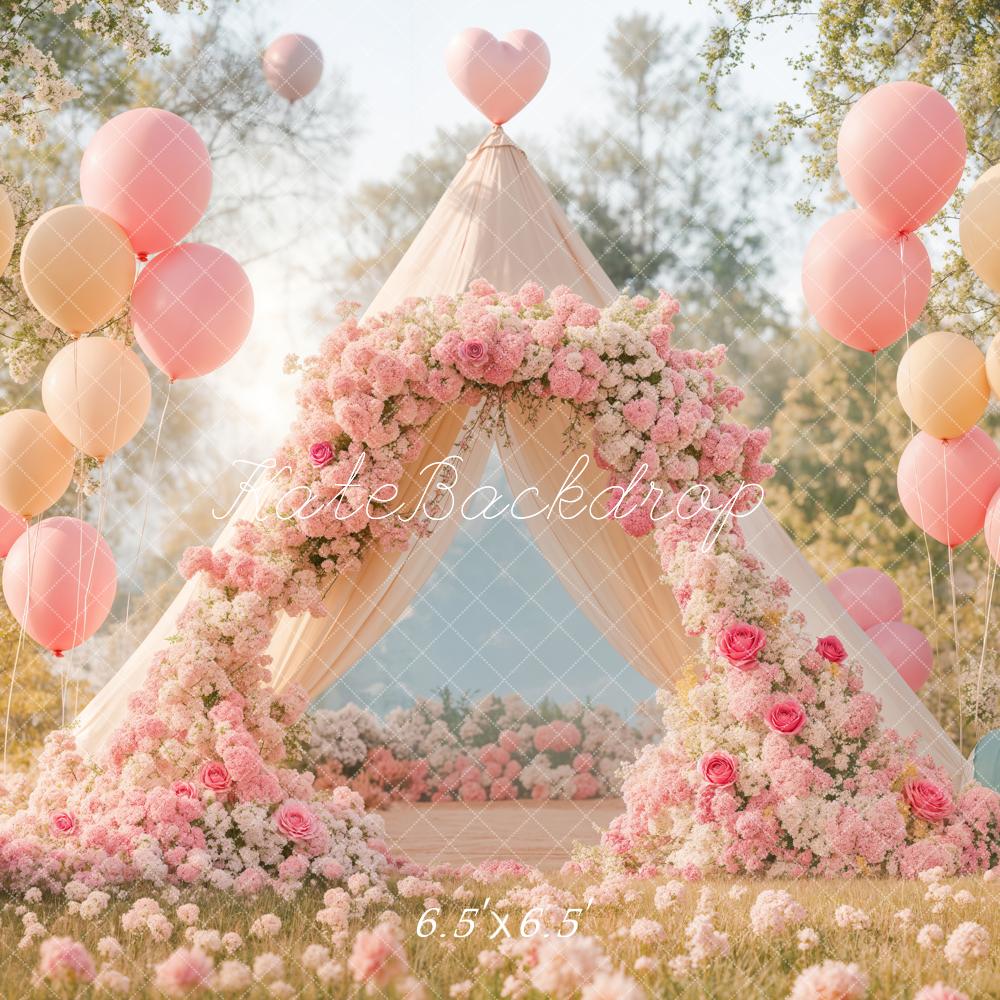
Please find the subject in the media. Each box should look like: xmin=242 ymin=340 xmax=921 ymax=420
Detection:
xmin=74 ymin=127 xmax=964 ymax=781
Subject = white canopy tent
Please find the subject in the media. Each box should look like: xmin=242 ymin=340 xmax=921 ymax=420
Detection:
xmin=74 ymin=128 xmax=964 ymax=781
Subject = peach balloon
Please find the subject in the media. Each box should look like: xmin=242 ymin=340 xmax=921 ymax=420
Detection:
xmin=960 ymin=164 xmax=1000 ymax=294
xmin=986 ymin=335 xmax=1000 ymax=400
xmin=446 ymin=28 xmax=550 ymax=125
xmin=20 ymin=205 xmax=135 ymax=336
xmin=802 ymin=210 xmax=930 ymax=352
xmin=0 ymin=410 xmax=75 ymax=518
xmin=2 ymin=516 xmax=116 ymax=655
xmin=262 ymin=34 xmax=324 ymax=102
xmin=838 ymin=81 xmax=966 ymax=235
xmin=80 ymin=108 xmax=212 ymax=259
xmin=865 ymin=621 xmax=932 ymax=692
xmin=0 ymin=185 xmax=14 ymax=276
xmin=0 ymin=505 xmax=26 ymax=558
xmin=896 ymin=331 xmax=989 ymax=439
xmin=827 ymin=567 xmax=903 ymax=632
xmin=131 ymin=243 xmax=254 ymax=380
xmin=42 ymin=338 xmax=151 ymax=460
xmin=985 ymin=488 xmax=1000 ymax=562
xmin=897 ymin=427 xmax=1000 ymax=546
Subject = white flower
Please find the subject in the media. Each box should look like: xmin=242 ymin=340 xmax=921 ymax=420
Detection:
xmin=943 ymin=922 xmax=990 ymax=966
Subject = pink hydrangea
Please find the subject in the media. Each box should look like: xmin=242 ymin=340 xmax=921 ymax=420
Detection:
xmin=154 ymin=948 xmax=214 ymax=997
xmin=37 ymin=937 xmax=95 ymax=986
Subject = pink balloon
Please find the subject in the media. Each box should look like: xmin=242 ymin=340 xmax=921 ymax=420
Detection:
xmin=131 ymin=243 xmax=254 ymax=380
xmin=80 ymin=108 xmax=212 ymax=259
xmin=827 ymin=567 xmax=904 ymax=631
xmin=802 ymin=210 xmax=930 ymax=352
xmin=446 ymin=28 xmax=550 ymax=125
xmin=262 ymin=34 xmax=324 ymax=102
xmin=897 ymin=428 xmax=1000 ymax=547
xmin=985 ymin=488 xmax=1000 ymax=562
xmin=838 ymin=81 xmax=966 ymax=236
xmin=0 ymin=505 xmax=26 ymax=558
xmin=2 ymin=516 xmax=116 ymax=655
xmin=866 ymin=621 xmax=933 ymax=692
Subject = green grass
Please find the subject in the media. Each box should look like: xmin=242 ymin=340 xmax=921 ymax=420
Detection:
xmin=2 ymin=875 xmax=996 ymax=997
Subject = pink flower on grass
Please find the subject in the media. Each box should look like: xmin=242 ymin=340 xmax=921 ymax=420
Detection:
xmin=309 ymin=441 xmax=334 ymax=467
xmin=914 ymin=985 xmax=969 ymax=1000
xmin=699 ymin=750 xmax=738 ymax=787
xmin=767 ymin=699 xmax=806 ymax=735
xmin=788 ymin=961 xmax=868 ymax=1000
xmin=199 ymin=761 xmax=231 ymax=792
xmin=274 ymin=800 xmax=320 ymax=841
xmin=716 ymin=621 xmax=766 ymax=670
xmin=37 ymin=937 xmax=95 ymax=986
xmin=904 ymin=779 xmax=955 ymax=822
xmin=50 ymin=810 xmax=77 ymax=837
xmin=348 ymin=924 xmax=408 ymax=987
xmin=153 ymin=947 xmax=214 ymax=997
xmin=816 ymin=635 xmax=848 ymax=662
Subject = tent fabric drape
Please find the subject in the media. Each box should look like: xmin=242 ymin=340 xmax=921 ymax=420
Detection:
xmin=498 ymin=400 xmax=698 ymax=688
xmin=74 ymin=125 xmax=965 ymax=784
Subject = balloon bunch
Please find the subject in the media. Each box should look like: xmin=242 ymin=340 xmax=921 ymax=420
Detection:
xmin=0 ymin=107 xmax=254 ymax=659
xmin=828 ymin=567 xmax=932 ymax=692
xmin=893 ymin=170 xmax=1000 ymax=551
xmin=802 ymin=82 xmax=966 ymax=354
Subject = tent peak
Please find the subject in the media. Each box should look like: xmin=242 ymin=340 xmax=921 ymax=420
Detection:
xmin=467 ymin=125 xmax=523 ymax=161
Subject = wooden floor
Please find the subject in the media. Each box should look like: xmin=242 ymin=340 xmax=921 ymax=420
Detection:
xmin=382 ymin=799 xmax=623 ymax=870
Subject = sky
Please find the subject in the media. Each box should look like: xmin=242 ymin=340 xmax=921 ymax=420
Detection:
xmin=111 ymin=2 xmax=821 ymax=715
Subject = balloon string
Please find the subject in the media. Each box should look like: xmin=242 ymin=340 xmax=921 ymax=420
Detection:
xmin=898 ymin=237 xmax=941 ymax=662
xmin=942 ymin=444 xmax=964 ymax=752
xmin=973 ymin=555 xmax=997 ymax=735
xmin=3 ymin=516 xmax=35 ymax=773
xmin=75 ymin=458 xmax=110 ymax=721
xmin=124 ymin=380 xmax=172 ymax=634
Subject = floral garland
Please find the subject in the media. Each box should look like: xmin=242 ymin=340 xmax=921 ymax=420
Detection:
xmin=305 ymin=694 xmax=663 ymax=807
xmin=0 ymin=281 xmax=755 ymax=894
xmin=3 ymin=277 xmax=993 ymax=895
xmin=604 ymin=506 xmax=1000 ymax=877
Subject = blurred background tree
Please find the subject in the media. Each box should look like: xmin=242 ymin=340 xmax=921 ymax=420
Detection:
xmin=701 ymin=0 xmax=1000 ymax=751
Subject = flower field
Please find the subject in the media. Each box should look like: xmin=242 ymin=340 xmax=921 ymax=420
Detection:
xmin=307 ymin=693 xmax=661 ymax=807
xmin=6 ymin=867 xmax=996 ymax=997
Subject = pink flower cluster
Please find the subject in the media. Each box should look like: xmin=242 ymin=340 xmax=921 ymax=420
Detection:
xmin=308 ymin=693 xmax=661 ymax=806
xmin=603 ymin=436 xmax=1000 ymax=875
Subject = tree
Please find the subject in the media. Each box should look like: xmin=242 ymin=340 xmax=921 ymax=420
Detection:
xmin=702 ymin=0 xmax=1000 ymax=336
xmin=336 ymin=124 xmax=485 ymax=304
xmin=555 ymin=13 xmax=797 ymax=420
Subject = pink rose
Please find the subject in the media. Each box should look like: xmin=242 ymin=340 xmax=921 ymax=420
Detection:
xmin=816 ymin=634 xmax=848 ymax=663
xmin=698 ymin=750 xmax=739 ymax=787
xmin=172 ymin=781 xmax=197 ymax=798
xmin=275 ymin=799 xmax=320 ymax=841
xmin=50 ymin=810 xmax=77 ymax=837
xmin=309 ymin=441 xmax=334 ymax=467
xmin=458 ymin=338 xmax=487 ymax=365
xmin=903 ymin=779 xmax=955 ymax=822
xmin=766 ymin=699 xmax=807 ymax=735
xmin=199 ymin=761 xmax=231 ymax=792
xmin=716 ymin=621 xmax=767 ymax=669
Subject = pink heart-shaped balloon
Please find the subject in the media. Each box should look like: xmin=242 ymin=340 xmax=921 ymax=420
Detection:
xmin=446 ymin=28 xmax=550 ymax=125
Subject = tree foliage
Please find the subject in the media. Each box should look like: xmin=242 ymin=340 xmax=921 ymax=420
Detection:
xmin=703 ymin=0 xmax=1000 ymax=336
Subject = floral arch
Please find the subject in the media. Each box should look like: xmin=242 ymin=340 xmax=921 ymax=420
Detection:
xmin=1 ymin=276 xmax=997 ymax=895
